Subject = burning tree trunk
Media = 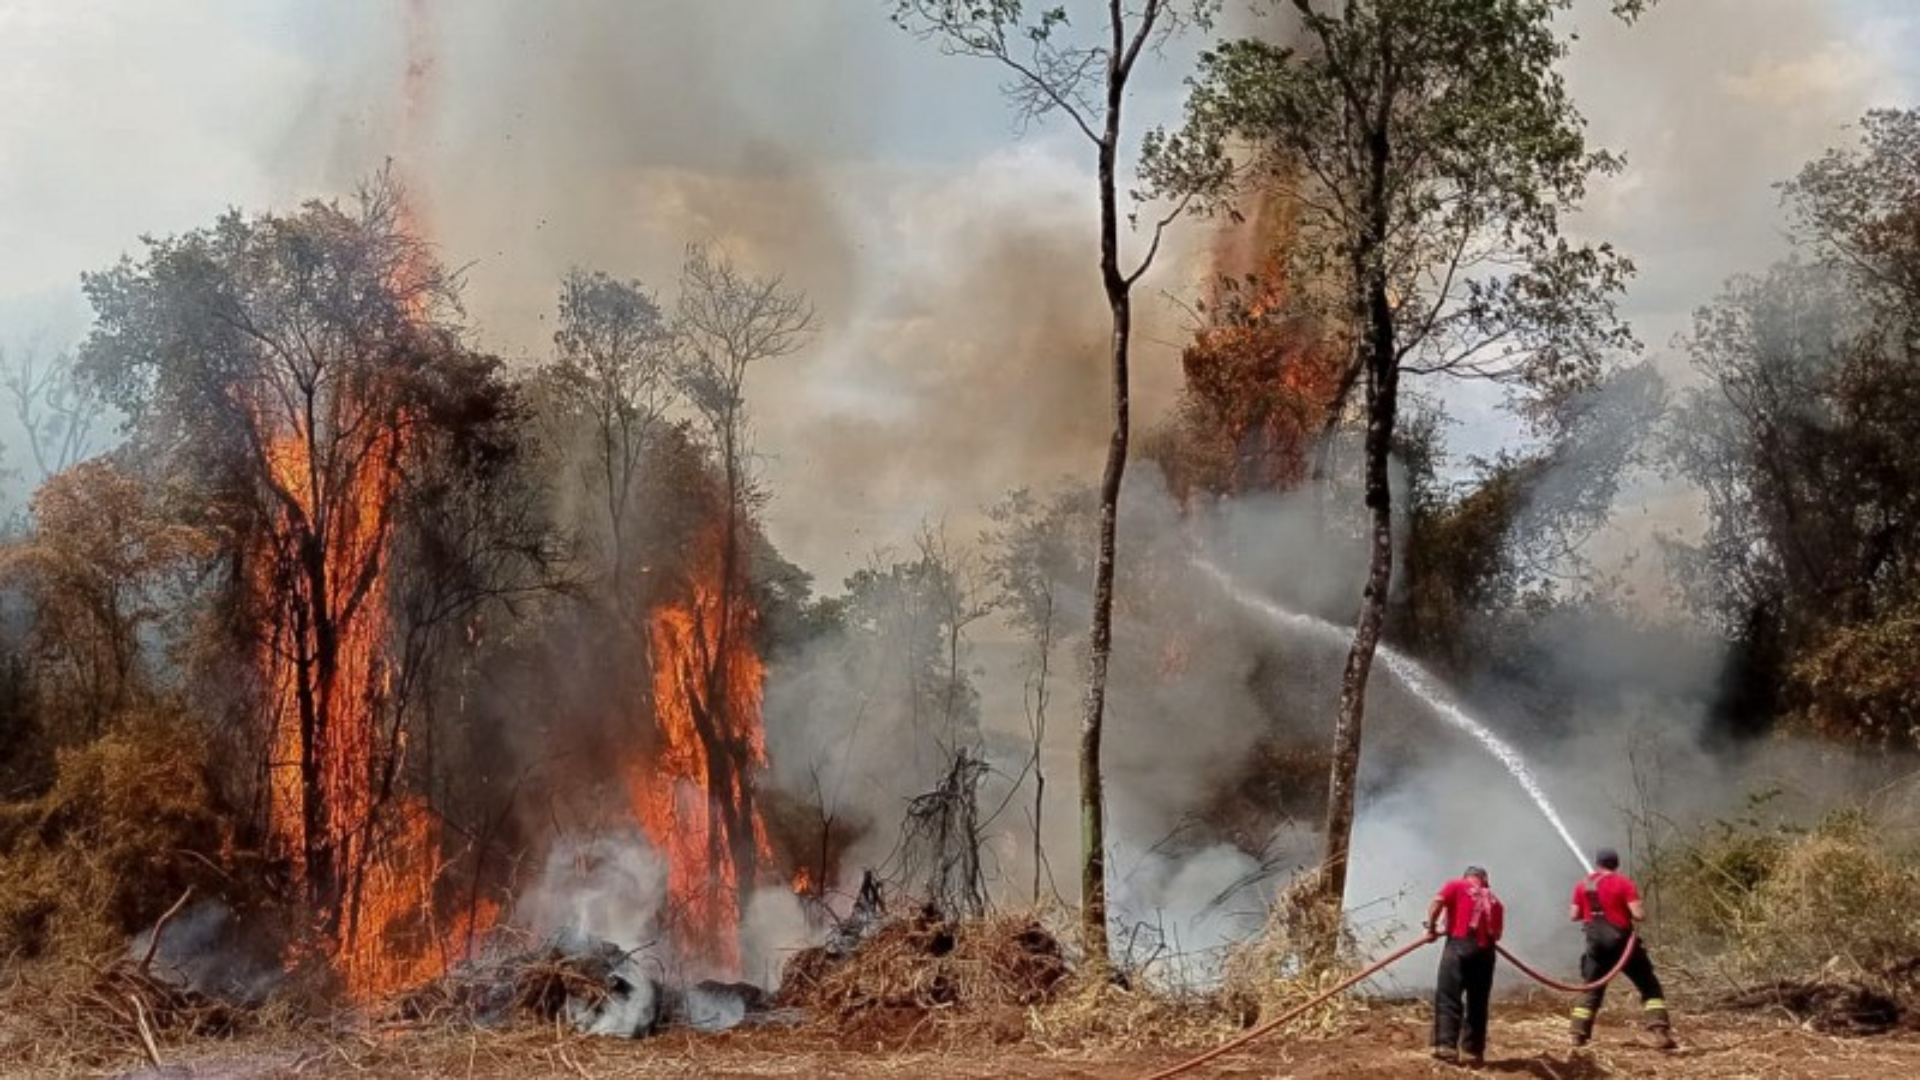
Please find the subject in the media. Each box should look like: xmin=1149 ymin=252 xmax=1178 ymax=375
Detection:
xmin=654 ymin=245 xmax=809 ymax=969
xmin=77 ymin=174 xmax=517 ymax=998
xmin=258 ymin=414 xmax=407 ymax=950
xmin=629 ymin=523 xmax=773 ymax=974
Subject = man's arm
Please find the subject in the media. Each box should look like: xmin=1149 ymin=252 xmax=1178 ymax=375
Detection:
xmin=1568 ymin=902 xmax=1583 ymax=922
xmin=1426 ymin=893 xmax=1446 ymax=934
xmin=1627 ymin=898 xmax=1646 ymax=923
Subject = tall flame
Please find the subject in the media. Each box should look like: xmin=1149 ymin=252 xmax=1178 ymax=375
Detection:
xmin=253 ymin=229 xmax=488 ymax=1002
xmin=626 ymin=524 xmax=772 ymax=975
xmin=257 ymin=416 xmax=426 ymax=998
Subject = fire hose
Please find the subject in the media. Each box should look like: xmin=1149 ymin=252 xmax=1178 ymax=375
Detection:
xmin=1137 ymin=930 xmax=1442 ymax=1080
xmin=1496 ymin=932 xmax=1638 ymax=993
xmin=1137 ymin=931 xmax=1638 ymax=1080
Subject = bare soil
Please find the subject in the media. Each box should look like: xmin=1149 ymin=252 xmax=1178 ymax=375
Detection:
xmin=9 ymin=999 xmax=1920 ymax=1079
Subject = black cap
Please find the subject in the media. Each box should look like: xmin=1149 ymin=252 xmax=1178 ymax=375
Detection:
xmin=1594 ymin=848 xmax=1620 ymax=869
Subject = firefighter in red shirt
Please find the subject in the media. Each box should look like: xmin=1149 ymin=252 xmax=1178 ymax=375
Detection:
xmin=1425 ymin=865 xmax=1503 ymax=1066
xmin=1569 ymin=847 xmax=1676 ymax=1049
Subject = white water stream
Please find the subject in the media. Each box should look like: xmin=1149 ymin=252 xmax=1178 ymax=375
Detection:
xmin=1196 ymin=560 xmax=1589 ymax=871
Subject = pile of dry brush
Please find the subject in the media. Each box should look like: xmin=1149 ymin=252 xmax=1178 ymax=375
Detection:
xmin=774 ymin=873 xmax=1371 ymax=1053
xmin=777 ymin=907 xmax=1070 ymax=1047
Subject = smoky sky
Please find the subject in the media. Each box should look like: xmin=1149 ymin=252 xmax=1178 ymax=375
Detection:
xmin=4 ymin=1 xmax=1916 ymax=581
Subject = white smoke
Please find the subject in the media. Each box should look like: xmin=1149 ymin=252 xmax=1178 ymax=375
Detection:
xmin=127 ymin=900 xmax=283 ymax=1006
xmin=738 ymin=886 xmax=810 ymax=990
xmin=512 ymin=831 xmax=668 ymax=961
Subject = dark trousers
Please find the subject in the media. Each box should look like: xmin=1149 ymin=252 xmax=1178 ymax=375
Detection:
xmin=1572 ymin=922 xmax=1669 ymax=1033
xmin=1433 ymin=936 xmax=1496 ymax=1055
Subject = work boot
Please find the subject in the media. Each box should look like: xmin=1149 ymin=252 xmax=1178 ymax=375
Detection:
xmin=1465 ymin=1052 xmax=1485 ymax=1069
xmin=1569 ymin=1007 xmax=1595 ymax=1048
xmin=1432 ymin=1046 xmax=1459 ymax=1064
xmin=1645 ymin=1002 xmax=1677 ymax=1050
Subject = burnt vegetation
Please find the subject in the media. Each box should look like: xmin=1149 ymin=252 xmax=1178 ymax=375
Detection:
xmin=3 ymin=3 xmax=1920 ymax=1075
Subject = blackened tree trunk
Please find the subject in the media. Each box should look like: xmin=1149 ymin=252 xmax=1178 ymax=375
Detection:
xmin=1322 ymin=279 xmax=1398 ymax=910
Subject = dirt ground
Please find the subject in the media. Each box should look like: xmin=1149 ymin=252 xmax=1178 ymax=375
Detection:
xmin=8 ymin=999 xmax=1920 ymax=1080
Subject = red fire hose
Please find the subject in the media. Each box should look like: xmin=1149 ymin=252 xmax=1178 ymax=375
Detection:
xmin=1137 ymin=930 xmax=1442 ymax=1080
xmin=1137 ymin=931 xmax=1639 ymax=1079
xmin=1496 ymin=932 xmax=1638 ymax=993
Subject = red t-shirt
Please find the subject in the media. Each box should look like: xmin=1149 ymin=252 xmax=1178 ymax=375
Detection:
xmin=1572 ymin=870 xmax=1639 ymax=929
xmin=1436 ymin=878 xmax=1504 ymax=944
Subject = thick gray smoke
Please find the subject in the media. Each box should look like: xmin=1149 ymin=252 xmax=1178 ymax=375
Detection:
xmin=265 ymin=0 xmax=1200 ymax=590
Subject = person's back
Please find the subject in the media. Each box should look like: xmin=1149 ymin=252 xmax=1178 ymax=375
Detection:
xmin=1573 ymin=866 xmax=1637 ymax=933
xmin=1568 ymin=848 xmax=1675 ymax=1050
xmin=1428 ymin=866 xmax=1503 ymax=1065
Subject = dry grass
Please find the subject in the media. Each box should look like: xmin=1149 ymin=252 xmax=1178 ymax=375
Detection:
xmin=12 ymin=995 xmax=1920 ymax=1079
xmin=0 ymin=712 xmax=242 ymax=961
xmin=0 ymin=953 xmax=273 ymax=1074
xmin=764 ymin=876 xmax=1377 ymax=1058
xmin=1031 ymin=875 xmax=1368 ymax=1053
xmin=1659 ymin=807 xmax=1920 ymax=1033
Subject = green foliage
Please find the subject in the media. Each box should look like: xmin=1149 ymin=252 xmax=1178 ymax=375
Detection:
xmin=1143 ymin=0 xmax=1639 ymax=420
xmin=1782 ymin=108 xmax=1920 ymax=316
xmin=1397 ymin=362 xmax=1663 ymax=672
xmin=839 ymin=537 xmax=990 ymax=749
xmin=982 ymin=484 xmax=1096 ymax=646
xmin=891 ymin=1 xmax=1218 ymax=138
xmin=1656 ymin=804 xmax=1920 ymax=981
xmin=1668 ymin=109 xmax=1920 ymax=744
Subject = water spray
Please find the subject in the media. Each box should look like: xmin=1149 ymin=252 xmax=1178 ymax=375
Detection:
xmin=1194 ymin=560 xmax=1589 ymax=871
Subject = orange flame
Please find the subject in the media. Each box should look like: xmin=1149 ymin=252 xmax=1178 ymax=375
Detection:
xmin=260 ymin=416 xmax=400 ymax=856
xmin=256 ymin=415 xmax=485 ymax=999
xmin=1176 ymin=241 xmax=1349 ymax=496
xmin=626 ymin=524 xmax=772 ymax=976
xmin=252 ymin=227 xmax=490 ymax=1002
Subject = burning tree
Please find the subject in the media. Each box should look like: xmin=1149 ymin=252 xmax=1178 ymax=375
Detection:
xmin=1153 ymin=247 xmax=1353 ymax=501
xmin=523 ymin=246 xmax=808 ymax=974
xmin=1145 ymin=0 xmax=1644 ymax=916
xmin=634 ymin=247 xmax=809 ymax=971
xmin=75 ymin=174 xmax=520 ymax=994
